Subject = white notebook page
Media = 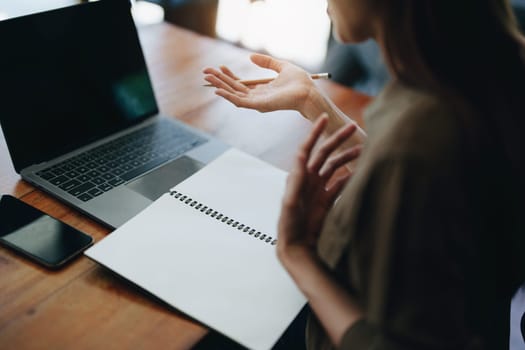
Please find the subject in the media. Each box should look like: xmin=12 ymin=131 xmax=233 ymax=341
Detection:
xmin=85 ymin=149 xmax=306 ymax=350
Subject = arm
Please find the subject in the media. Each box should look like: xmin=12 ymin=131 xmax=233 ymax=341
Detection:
xmin=278 ymin=247 xmax=363 ymax=347
xmin=276 ymin=116 xmax=364 ymax=346
xmin=276 ymin=113 xmax=473 ymax=349
xmin=303 ymin=87 xmax=366 ymax=170
xmin=203 ymin=54 xmax=367 ymax=149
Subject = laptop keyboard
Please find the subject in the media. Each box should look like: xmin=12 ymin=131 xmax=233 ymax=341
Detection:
xmin=35 ymin=119 xmax=206 ymax=202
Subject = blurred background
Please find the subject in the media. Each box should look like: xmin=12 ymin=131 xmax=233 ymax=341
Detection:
xmin=1 ymin=0 xmax=525 ymax=97
xmin=0 ymin=1 xmax=330 ymax=73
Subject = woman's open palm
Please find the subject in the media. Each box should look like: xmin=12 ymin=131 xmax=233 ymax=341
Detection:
xmin=203 ymin=53 xmax=316 ymax=113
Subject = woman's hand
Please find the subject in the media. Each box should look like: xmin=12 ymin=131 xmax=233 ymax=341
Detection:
xmin=205 ymin=54 xmax=368 ymax=173
xmin=276 ymin=115 xmax=365 ymax=346
xmin=203 ymin=53 xmax=318 ymax=114
xmin=277 ymin=114 xmax=362 ymax=264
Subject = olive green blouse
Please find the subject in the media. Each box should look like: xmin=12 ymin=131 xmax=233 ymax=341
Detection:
xmin=306 ymin=81 xmax=523 ymax=349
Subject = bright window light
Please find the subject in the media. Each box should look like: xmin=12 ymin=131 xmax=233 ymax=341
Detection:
xmin=216 ymin=0 xmax=331 ymax=70
xmin=131 ymin=0 xmax=164 ymax=26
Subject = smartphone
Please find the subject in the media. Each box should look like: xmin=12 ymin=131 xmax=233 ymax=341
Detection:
xmin=0 ymin=194 xmax=93 ymax=269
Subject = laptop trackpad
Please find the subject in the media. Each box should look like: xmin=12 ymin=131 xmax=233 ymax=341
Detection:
xmin=126 ymin=156 xmax=205 ymax=201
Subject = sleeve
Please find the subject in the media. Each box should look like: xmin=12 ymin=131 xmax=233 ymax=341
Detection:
xmin=336 ymin=155 xmax=474 ymax=350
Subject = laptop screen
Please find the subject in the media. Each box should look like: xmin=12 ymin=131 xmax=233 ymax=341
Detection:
xmin=0 ymin=0 xmax=158 ymax=173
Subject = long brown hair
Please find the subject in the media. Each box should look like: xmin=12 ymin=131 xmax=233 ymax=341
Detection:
xmin=380 ymin=1 xmax=525 ymax=341
xmin=376 ymin=2 xmax=525 ymax=343
xmin=378 ymin=0 xmax=525 ymax=176
xmin=380 ymin=0 xmax=523 ymax=89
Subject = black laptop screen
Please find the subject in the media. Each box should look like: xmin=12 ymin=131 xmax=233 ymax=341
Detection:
xmin=0 ymin=0 xmax=158 ymax=172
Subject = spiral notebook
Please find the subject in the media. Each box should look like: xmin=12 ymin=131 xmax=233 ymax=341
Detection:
xmin=85 ymin=148 xmax=307 ymax=350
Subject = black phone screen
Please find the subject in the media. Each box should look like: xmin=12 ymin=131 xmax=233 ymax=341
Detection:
xmin=0 ymin=195 xmax=93 ymax=268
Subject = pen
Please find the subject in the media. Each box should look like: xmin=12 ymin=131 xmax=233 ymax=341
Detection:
xmin=204 ymin=72 xmax=331 ymax=87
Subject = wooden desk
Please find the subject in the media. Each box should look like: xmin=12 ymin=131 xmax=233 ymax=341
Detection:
xmin=0 ymin=23 xmax=371 ymax=349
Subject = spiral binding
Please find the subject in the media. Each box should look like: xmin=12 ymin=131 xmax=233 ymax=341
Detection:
xmin=169 ymin=190 xmax=277 ymax=246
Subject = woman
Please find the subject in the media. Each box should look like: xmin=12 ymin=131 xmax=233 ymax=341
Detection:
xmin=203 ymin=0 xmax=525 ymax=349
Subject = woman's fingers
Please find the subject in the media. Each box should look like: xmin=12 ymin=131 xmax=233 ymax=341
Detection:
xmin=282 ymin=161 xmax=307 ymax=210
xmin=282 ymin=141 xmax=311 ymax=210
xmin=307 ymin=123 xmax=357 ymax=174
xmin=318 ymin=145 xmax=362 ymax=179
xmin=283 ymin=116 xmax=328 ymax=209
xmin=250 ymin=53 xmax=284 ymax=73
xmin=203 ymin=67 xmax=250 ymax=93
xmin=219 ymin=65 xmax=240 ymax=80
xmin=214 ymin=89 xmax=251 ymax=108
xmin=325 ymin=172 xmax=352 ymax=204
xmin=204 ymin=74 xmax=237 ymax=94
xmin=300 ymin=114 xmax=329 ymax=161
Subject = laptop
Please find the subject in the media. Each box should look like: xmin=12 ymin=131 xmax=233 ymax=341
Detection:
xmin=0 ymin=0 xmax=230 ymax=228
